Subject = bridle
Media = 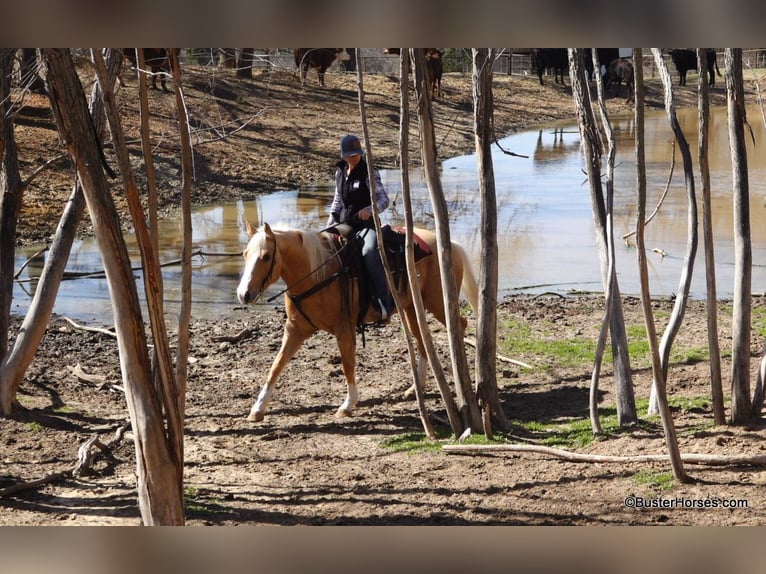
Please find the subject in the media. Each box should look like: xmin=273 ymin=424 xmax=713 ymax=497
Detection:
xmin=263 ymin=234 xmax=348 ymax=303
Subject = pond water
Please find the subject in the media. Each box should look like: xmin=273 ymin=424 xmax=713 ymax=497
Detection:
xmin=12 ymin=104 xmax=766 ymax=323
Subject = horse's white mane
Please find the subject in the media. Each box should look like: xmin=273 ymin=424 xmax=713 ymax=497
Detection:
xmin=258 ymin=224 xmax=334 ymax=282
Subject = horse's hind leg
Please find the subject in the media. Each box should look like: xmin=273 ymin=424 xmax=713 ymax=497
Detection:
xmin=334 ymin=328 xmax=358 ymax=418
xmin=248 ymin=322 xmax=311 ymax=422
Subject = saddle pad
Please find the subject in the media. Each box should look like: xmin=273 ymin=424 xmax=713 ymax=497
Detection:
xmin=383 ymin=225 xmax=432 ymax=261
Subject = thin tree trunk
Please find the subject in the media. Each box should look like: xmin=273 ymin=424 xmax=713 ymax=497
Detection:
xmin=1 ymin=49 xmax=121 ymax=415
xmin=646 ymin=49 xmax=699 ymax=417
xmin=394 ymin=52 xmax=464 ymax=437
xmin=169 ymin=49 xmax=192 ymax=425
xmin=411 ymin=48 xmax=483 ymax=432
xmin=42 ymin=48 xmax=184 ymax=525
xmin=726 ymin=48 xmax=754 ymax=425
xmin=634 ymin=48 xmax=689 ymax=483
xmin=0 ymin=49 xmax=24 ymax=364
xmin=237 ymin=48 xmax=254 ymax=79
xmin=568 ymin=48 xmax=637 ymax=427
xmin=354 ymin=50 xmax=436 ymax=439
xmin=697 ymin=49 xmax=725 ymax=426
xmin=471 ymin=48 xmax=508 ymax=432
xmin=218 ymin=49 xmax=236 ymax=69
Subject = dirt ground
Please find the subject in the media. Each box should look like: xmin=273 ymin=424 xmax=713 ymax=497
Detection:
xmin=4 ymin=53 xmax=766 ymax=526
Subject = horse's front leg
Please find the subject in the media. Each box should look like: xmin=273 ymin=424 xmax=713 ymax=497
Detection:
xmin=335 ymin=327 xmax=358 ymax=418
xmin=248 ymin=321 xmax=311 ymax=422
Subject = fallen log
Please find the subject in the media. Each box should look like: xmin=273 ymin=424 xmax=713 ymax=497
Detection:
xmin=442 ymin=443 xmax=766 ymax=466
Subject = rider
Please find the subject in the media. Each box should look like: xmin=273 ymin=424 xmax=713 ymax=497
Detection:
xmin=326 ymin=134 xmax=394 ymax=322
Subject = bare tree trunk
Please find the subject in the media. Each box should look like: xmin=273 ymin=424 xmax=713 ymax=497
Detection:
xmin=354 ymin=52 xmax=439 ymax=439
xmin=633 ymin=49 xmax=689 ymax=483
xmin=568 ymin=48 xmax=637 ymax=427
xmin=42 ymin=48 xmax=184 ymax=525
xmin=237 ymin=48 xmax=254 ymax=79
xmin=1 ymin=49 xmax=121 ymax=415
xmin=218 ymin=49 xmax=236 ymax=69
xmin=169 ymin=49 xmax=193 ymax=425
xmin=411 ymin=48 xmax=483 ymax=432
xmin=696 ymin=49 xmax=725 ymax=426
xmin=646 ymin=49 xmax=699 ymax=416
xmin=471 ymin=48 xmax=508 ymax=432
xmin=393 ymin=53 xmax=464 ymax=437
xmin=19 ymin=49 xmax=46 ymax=93
xmin=726 ymin=48 xmax=754 ymax=425
xmin=0 ymin=49 xmax=23 ymax=365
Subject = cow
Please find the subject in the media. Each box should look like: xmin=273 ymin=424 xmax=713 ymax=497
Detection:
xmin=530 ymin=48 xmax=568 ymax=85
xmin=604 ymin=58 xmax=634 ymax=102
xmin=583 ymin=48 xmax=620 ymax=79
xmin=122 ymin=48 xmax=173 ymax=92
xmin=669 ymin=49 xmax=721 ymax=87
xmin=384 ymin=48 xmax=444 ymax=99
xmin=424 ymin=48 xmax=443 ymax=99
xmin=293 ymin=48 xmax=350 ymax=87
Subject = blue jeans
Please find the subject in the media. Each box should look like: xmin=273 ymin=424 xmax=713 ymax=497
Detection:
xmin=358 ymin=228 xmax=392 ymax=313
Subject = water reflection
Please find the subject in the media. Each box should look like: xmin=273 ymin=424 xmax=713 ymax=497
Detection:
xmin=12 ymin=104 xmax=766 ymax=323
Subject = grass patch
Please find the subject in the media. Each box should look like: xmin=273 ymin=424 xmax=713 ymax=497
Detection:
xmin=498 ymin=317 xmax=596 ymax=372
xmin=184 ymin=486 xmax=220 ymax=517
xmin=25 ymin=421 xmax=43 ymax=432
xmin=381 ymin=429 xmax=507 ymax=454
xmin=512 ymin=408 xmax=635 ymax=449
xmin=752 ymin=306 xmax=766 ymax=338
xmin=633 ymin=469 xmax=675 ymax=491
xmin=381 ymin=431 xmax=447 ymax=453
xmin=499 ymin=316 xmax=711 ymax=374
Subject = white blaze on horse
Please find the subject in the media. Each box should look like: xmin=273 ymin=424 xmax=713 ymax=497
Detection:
xmin=236 ymin=222 xmax=478 ymax=422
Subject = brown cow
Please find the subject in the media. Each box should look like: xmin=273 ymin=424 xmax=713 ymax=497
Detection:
xmin=424 ymin=48 xmax=443 ymax=99
xmin=122 ymin=48 xmax=174 ymax=92
xmin=293 ymin=48 xmax=350 ymax=87
xmin=384 ymin=48 xmax=444 ymax=99
xmin=604 ymin=58 xmax=634 ymax=102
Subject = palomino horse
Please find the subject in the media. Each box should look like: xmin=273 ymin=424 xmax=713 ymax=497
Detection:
xmin=236 ymin=222 xmax=478 ymax=422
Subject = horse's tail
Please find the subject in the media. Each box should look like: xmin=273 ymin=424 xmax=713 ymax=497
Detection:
xmin=453 ymin=241 xmax=479 ymax=312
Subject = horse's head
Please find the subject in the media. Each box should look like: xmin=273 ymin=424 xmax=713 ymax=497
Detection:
xmin=237 ymin=222 xmax=280 ymax=305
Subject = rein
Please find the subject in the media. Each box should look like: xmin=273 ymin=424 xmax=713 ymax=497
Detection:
xmin=264 ymin=235 xmax=351 ymax=330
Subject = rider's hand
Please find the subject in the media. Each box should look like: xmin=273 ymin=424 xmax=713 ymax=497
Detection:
xmin=358 ymin=207 xmax=372 ymax=221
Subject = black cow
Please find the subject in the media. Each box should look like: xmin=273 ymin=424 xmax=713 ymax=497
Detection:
xmin=122 ymin=48 xmax=174 ymax=92
xmin=583 ymin=48 xmax=620 ymax=79
xmin=604 ymin=58 xmax=634 ymax=102
xmin=669 ymin=49 xmax=720 ymax=87
xmin=384 ymin=48 xmax=444 ymax=99
xmin=530 ymin=48 xmax=568 ymax=85
xmin=293 ymin=48 xmax=350 ymax=86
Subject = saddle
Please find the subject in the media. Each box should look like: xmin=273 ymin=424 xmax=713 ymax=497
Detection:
xmin=327 ymin=224 xmax=431 ymax=279
xmin=325 ymin=224 xmax=432 ymax=329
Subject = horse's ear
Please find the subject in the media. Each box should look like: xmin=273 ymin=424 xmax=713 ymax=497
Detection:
xmin=245 ymin=220 xmax=257 ymax=237
xmin=263 ymin=222 xmax=273 ymax=235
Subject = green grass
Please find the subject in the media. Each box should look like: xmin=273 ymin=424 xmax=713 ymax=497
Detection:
xmin=381 ymin=430 xmax=452 ymax=453
xmin=498 ymin=317 xmax=596 ymax=371
xmin=633 ymin=469 xmax=675 ymax=491
xmin=752 ymin=306 xmax=766 ymax=338
xmin=25 ymin=421 xmax=43 ymax=432
xmin=184 ymin=486 xmax=220 ymax=517
xmin=499 ymin=316 xmax=713 ymax=374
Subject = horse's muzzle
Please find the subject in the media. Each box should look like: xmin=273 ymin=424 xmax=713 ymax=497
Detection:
xmin=237 ymin=288 xmax=255 ymax=305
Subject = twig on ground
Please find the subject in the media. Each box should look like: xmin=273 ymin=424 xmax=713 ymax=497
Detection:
xmin=463 ymin=337 xmax=533 ymax=369
xmin=60 ymin=316 xmax=116 ymax=338
xmin=0 ymin=423 xmax=130 ymax=497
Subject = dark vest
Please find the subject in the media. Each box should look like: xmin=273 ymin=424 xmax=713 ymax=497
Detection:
xmin=335 ymin=158 xmax=373 ymax=230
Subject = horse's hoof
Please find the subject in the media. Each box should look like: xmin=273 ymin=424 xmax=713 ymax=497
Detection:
xmin=247 ymin=411 xmax=265 ymax=422
xmin=335 ymin=408 xmax=353 ymax=419
xmin=403 ymin=385 xmax=416 ymax=399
